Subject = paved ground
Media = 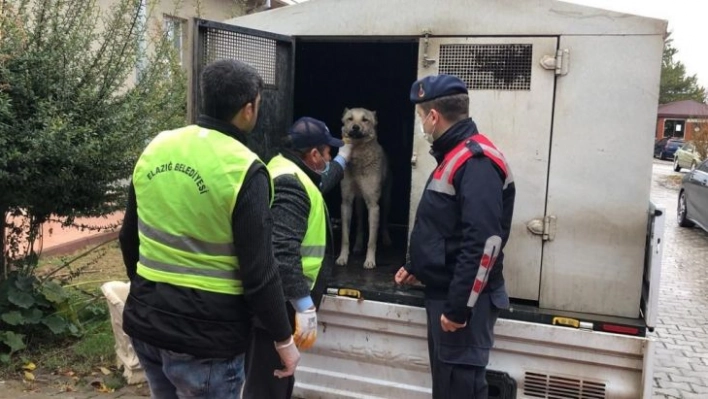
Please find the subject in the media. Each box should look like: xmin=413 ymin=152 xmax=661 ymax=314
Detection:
xmin=650 ymin=160 xmax=708 ymax=399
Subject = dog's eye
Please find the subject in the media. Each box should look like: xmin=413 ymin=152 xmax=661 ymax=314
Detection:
xmin=362 ymin=118 xmax=369 ymax=122
xmin=347 ymin=117 xmax=353 ymax=121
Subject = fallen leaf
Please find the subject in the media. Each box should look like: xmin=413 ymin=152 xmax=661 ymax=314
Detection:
xmin=90 ymin=379 xmax=114 ymax=393
xmin=99 ymin=367 xmax=111 ymax=376
xmin=59 ymin=384 xmax=75 ymax=392
xmin=23 ymin=371 xmax=35 ymax=381
xmin=22 ymin=362 xmax=36 ymax=371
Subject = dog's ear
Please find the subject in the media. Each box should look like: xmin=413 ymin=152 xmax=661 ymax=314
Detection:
xmin=371 ymin=110 xmax=378 ymax=125
xmin=342 ymin=108 xmax=350 ymax=118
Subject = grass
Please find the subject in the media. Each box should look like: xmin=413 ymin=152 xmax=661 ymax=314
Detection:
xmin=37 ymin=239 xmax=127 ymax=290
xmin=1 ymin=241 xmax=128 ymax=388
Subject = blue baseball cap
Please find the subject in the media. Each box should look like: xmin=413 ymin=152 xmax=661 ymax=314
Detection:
xmin=288 ymin=117 xmax=344 ymax=148
xmin=410 ymin=74 xmax=468 ymax=104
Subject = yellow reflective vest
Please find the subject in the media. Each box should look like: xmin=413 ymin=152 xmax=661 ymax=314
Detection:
xmin=132 ymin=125 xmax=272 ymax=295
xmin=267 ymin=154 xmax=326 ymax=289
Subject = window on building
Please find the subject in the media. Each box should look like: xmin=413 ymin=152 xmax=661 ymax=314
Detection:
xmin=164 ymin=15 xmax=185 ymax=65
xmin=664 ymin=119 xmax=685 ymax=139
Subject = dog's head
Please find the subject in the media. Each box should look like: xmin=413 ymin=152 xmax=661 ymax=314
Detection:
xmin=342 ymin=108 xmax=377 ymax=142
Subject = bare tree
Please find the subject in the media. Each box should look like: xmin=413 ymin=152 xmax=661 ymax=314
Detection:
xmin=693 ymin=120 xmax=708 ymax=162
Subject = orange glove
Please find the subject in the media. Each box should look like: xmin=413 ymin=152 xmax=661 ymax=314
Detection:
xmin=293 ymin=307 xmax=318 ymax=350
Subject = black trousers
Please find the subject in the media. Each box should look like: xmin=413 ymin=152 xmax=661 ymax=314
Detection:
xmin=243 ymin=303 xmax=297 ymax=399
xmin=425 ymin=293 xmax=500 ymax=399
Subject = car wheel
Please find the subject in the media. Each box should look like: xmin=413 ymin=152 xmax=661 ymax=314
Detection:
xmin=673 ymin=157 xmax=681 ymax=172
xmin=678 ymin=191 xmax=695 ymax=228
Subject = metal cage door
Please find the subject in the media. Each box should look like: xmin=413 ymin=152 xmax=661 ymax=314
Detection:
xmin=192 ymin=19 xmax=295 ymax=161
xmin=412 ymin=37 xmax=558 ymax=302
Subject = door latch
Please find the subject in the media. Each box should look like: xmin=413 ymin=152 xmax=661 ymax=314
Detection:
xmin=540 ymin=49 xmax=570 ymax=76
xmin=421 ymin=29 xmax=436 ymax=68
xmin=527 ymin=215 xmax=557 ymax=241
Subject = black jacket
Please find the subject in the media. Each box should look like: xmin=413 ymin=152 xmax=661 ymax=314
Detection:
xmin=406 ymin=118 xmax=516 ymax=324
xmin=119 ymin=115 xmax=292 ymax=358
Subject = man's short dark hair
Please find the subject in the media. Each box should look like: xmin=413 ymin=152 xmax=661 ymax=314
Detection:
xmin=419 ymin=93 xmax=469 ymax=123
xmin=200 ymin=59 xmax=264 ymax=122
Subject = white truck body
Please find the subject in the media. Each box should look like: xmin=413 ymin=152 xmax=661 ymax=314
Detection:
xmin=188 ymin=1 xmax=668 ymax=397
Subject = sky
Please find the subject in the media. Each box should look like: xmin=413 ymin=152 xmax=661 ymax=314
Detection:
xmin=563 ymin=0 xmax=708 ymax=90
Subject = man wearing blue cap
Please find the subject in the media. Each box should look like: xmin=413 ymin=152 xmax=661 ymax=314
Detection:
xmin=395 ymin=74 xmax=516 ymax=398
xmin=243 ymin=117 xmax=352 ymax=399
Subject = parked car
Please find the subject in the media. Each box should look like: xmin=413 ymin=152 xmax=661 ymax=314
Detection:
xmin=654 ymin=137 xmax=684 ymax=160
xmin=678 ymin=159 xmax=708 ymax=232
xmin=673 ymin=142 xmax=703 ymax=172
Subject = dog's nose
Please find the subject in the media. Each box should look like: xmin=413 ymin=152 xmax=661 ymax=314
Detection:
xmin=352 ymin=124 xmax=361 ymax=131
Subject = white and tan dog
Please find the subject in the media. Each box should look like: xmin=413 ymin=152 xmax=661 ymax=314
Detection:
xmin=336 ymin=107 xmax=391 ymax=269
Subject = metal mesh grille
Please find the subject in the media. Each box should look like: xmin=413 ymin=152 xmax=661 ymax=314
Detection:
xmin=524 ymin=372 xmax=607 ymax=399
xmin=439 ymin=44 xmax=532 ymax=91
xmin=202 ymin=29 xmax=277 ymax=86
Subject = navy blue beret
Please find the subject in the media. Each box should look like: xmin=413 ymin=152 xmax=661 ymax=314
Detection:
xmin=409 ymin=74 xmax=468 ymax=104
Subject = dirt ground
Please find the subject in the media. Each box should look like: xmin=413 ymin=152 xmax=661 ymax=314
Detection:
xmin=2 ymin=242 xmax=146 ymax=398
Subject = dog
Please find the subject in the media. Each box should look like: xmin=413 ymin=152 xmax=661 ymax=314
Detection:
xmin=336 ymin=107 xmax=392 ymax=269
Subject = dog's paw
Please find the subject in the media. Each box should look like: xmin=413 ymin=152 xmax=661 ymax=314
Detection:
xmin=363 ymin=258 xmax=376 ymax=269
xmin=336 ymin=255 xmax=349 ymax=266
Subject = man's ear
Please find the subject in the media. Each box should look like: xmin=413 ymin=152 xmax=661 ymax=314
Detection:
xmin=308 ymin=147 xmax=320 ymax=160
xmin=430 ymin=108 xmax=440 ymax=122
xmin=243 ymin=102 xmax=254 ymax=119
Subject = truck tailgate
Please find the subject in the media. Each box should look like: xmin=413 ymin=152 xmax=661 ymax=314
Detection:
xmin=294 ymin=295 xmax=654 ymax=399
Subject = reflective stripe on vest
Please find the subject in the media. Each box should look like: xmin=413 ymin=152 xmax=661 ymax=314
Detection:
xmin=427 ymin=134 xmax=513 ymax=195
xmin=138 ymin=218 xmax=236 ymax=257
xmin=132 ymin=125 xmax=271 ymax=295
xmin=267 ymin=155 xmax=327 ymax=290
xmin=300 ymin=245 xmax=326 ymax=258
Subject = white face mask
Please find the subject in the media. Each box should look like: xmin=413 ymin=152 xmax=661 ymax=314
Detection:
xmin=308 ymin=150 xmax=330 ymax=175
xmin=418 ymin=112 xmax=436 ymax=144
xmin=319 ymin=161 xmax=330 ymax=175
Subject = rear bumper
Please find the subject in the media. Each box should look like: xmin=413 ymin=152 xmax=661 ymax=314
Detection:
xmin=294 ymin=296 xmax=653 ymax=399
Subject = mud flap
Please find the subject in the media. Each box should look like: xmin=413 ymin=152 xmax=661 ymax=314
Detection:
xmin=487 ymin=369 xmax=517 ymax=399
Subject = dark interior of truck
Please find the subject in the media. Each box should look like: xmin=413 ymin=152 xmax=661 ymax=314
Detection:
xmin=292 ymin=40 xmax=425 ymax=305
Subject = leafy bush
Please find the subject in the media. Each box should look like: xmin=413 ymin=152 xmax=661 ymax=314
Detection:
xmin=0 ymin=0 xmax=187 ymax=277
xmin=0 ymin=273 xmax=81 ymax=363
xmin=0 ymin=0 xmax=187 ymax=361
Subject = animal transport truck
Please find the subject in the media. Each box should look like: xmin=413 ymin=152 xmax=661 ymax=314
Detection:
xmin=184 ymin=1 xmax=668 ymax=397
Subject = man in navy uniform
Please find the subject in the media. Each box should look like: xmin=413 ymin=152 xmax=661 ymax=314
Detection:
xmin=395 ymin=74 xmax=516 ymax=398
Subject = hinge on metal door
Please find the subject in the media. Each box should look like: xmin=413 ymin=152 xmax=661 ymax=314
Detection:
xmin=527 ymin=215 xmax=557 ymax=241
xmin=421 ymin=29 xmax=436 ymax=68
xmin=540 ymin=49 xmax=570 ymax=76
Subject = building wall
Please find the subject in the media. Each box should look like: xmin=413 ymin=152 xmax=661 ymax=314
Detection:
xmin=94 ymin=0 xmax=247 ymax=121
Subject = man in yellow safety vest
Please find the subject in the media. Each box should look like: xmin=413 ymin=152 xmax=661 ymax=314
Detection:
xmin=119 ymin=59 xmax=299 ymax=398
xmin=243 ymin=117 xmax=352 ymax=399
